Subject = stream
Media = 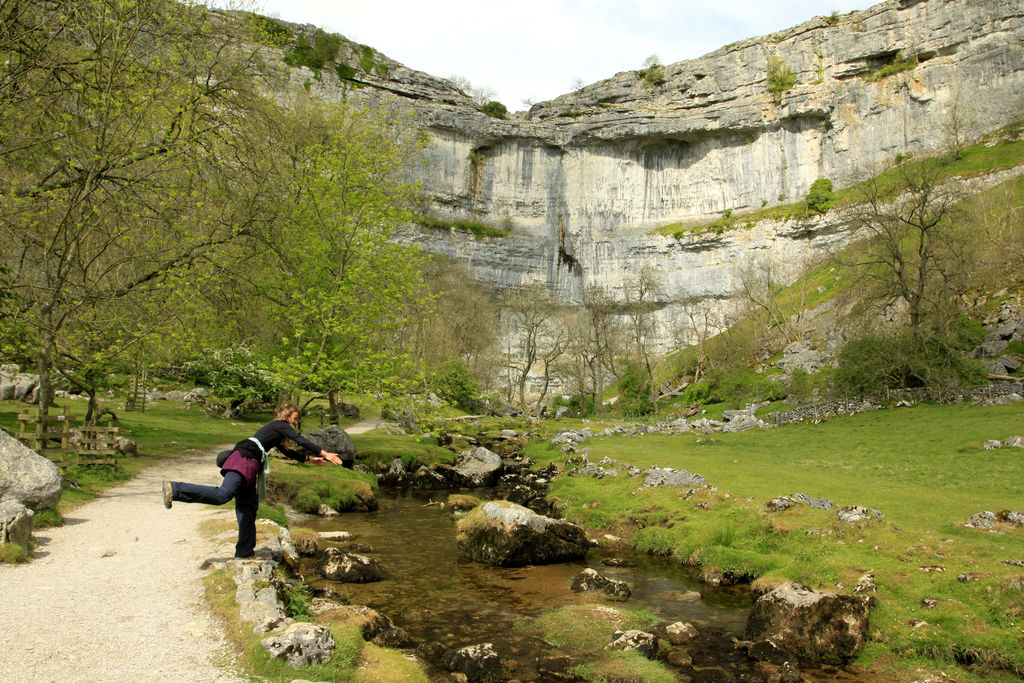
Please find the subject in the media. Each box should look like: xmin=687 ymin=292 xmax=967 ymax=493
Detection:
xmin=298 ymin=489 xmax=773 ymax=681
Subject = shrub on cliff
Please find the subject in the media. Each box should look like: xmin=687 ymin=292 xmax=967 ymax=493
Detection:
xmin=480 ymin=100 xmax=508 ymax=119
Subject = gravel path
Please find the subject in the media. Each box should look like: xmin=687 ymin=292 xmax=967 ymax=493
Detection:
xmin=0 ymin=452 xmax=244 ymax=683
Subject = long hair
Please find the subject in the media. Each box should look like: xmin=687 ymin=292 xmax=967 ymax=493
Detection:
xmin=275 ymin=403 xmax=299 ymax=450
xmin=275 ymin=403 xmax=299 ymax=420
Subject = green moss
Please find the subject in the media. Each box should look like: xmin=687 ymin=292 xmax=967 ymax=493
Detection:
xmin=526 ymin=604 xmax=659 ymax=654
xmin=414 ymin=215 xmax=510 ymax=239
xmin=571 ymin=650 xmax=678 ymax=682
xmin=864 ymin=51 xmax=919 ymax=82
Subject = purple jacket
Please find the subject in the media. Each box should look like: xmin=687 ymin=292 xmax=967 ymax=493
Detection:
xmin=221 ymin=450 xmax=261 ymax=487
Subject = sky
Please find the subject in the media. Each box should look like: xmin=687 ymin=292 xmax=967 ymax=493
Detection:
xmin=251 ymin=0 xmax=881 ymax=112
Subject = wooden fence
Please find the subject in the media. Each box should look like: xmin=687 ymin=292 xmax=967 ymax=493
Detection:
xmin=17 ymin=406 xmax=119 ymax=469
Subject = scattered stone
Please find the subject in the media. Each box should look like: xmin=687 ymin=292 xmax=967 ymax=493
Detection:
xmin=999 ymin=510 xmax=1024 ymax=526
xmin=920 ymin=598 xmax=937 ymax=609
xmin=836 ymin=505 xmax=884 ymax=524
xmin=261 ymin=622 xmax=335 ymax=667
xmin=984 ymin=439 xmax=1003 ymax=450
xmin=317 ymin=503 xmax=339 ymax=517
xmin=957 ymin=573 xmax=983 ymax=582
xmin=319 ymin=530 xmax=354 ymax=542
xmin=606 ymin=629 xmax=658 ymax=658
xmin=1004 ymin=559 xmax=1024 ymax=567
xmin=453 ymin=447 xmax=503 ymax=487
xmin=665 ymin=621 xmax=698 ymax=645
xmin=317 ymin=548 xmax=386 ymax=583
xmin=642 ymin=466 xmax=707 ymax=489
xmin=854 ymin=573 xmax=876 ymax=594
xmin=745 ymin=582 xmax=870 ymax=665
xmin=442 ymin=642 xmax=504 ymax=683
xmin=0 ymin=500 xmax=34 ymax=552
xmin=570 ymin=568 xmax=632 ymax=599
xmin=768 ymin=492 xmax=835 ymax=512
xmin=1005 ymin=435 xmax=1024 ymax=448
xmin=600 ymin=557 xmax=635 ymax=568
xmin=966 ymin=510 xmax=997 ymax=529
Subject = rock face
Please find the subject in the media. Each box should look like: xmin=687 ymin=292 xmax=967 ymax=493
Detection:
xmin=745 ymin=582 xmax=871 ymax=665
xmin=0 ymin=430 xmax=62 ymax=511
xmin=455 ymin=500 xmax=590 ymax=567
xmin=274 ymin=0 xmax=1024 ymax=348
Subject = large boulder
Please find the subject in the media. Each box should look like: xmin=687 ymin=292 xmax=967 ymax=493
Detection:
xmin=452 ymin=446 xmax=502 ymax=487
xmin=301 ymin=425 xmax=355 ymax=467
xmin=0 ymin=500 xmax=34 ymax=552
xmin=745 ymin=582 xmax=871 ymax=665
xmin=317 ymin=547 xmax=386 ymax=583
xmin=0 ymin=430 xmax=62 ymax=510
xmin=455 ymin=501 xmax=590 ymax=567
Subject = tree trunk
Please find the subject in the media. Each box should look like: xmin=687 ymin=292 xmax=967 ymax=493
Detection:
xmin=328 ymin=390 xmax=340 ymax=425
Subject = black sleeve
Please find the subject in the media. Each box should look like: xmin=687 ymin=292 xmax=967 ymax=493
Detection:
xmin=278 ymin=422 xmax=324 ymax=460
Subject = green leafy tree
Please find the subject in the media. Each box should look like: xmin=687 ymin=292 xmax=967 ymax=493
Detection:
xmin=254 ymin=100 xmax=431 ymax=420
xmin=0 ymin=0 xmax=270 ymax=413
xmin=806 ymin=178 xmax=834 ymax=215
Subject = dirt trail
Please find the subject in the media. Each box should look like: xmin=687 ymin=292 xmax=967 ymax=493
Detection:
xmin=0 ymin=419 xmax=381 ymax=682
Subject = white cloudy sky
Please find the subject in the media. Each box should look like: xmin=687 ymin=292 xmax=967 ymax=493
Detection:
xmin=251 ymin=0 xmax=880 ymax=111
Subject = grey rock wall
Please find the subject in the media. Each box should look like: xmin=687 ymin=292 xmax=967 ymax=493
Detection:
xmin=272 ymin=0 xmax=1024 ymax=343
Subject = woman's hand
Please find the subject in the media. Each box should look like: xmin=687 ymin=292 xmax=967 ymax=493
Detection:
xmin=308 ymin=456 xmax=326 ymax=466
xmin=320 ymin=451 xmax=343 ymax=465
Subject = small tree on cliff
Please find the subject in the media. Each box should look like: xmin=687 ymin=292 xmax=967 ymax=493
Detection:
xmin=843 ymin=158 xmax=968 ymax=339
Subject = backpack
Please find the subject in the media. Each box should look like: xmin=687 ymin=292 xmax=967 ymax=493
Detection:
xmin=216 ymin=449 xmax=233 ymax=468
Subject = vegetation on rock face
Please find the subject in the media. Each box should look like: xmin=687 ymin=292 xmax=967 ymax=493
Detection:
xmin=766 ymin=56 xmax=797 ymax=97
xmin=284 ymin=31 xmax=342 ymax=74
xmin=864 ymin=51 xmax=919 ymax=82
xmin=480 ymin=100 xmax=508 ymax=119
xmin=638 ymin=54 xmax=666 ymax=88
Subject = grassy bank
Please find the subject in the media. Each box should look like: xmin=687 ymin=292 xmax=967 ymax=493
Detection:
xmin=524 ymin=401 xmax=1024 ymax=680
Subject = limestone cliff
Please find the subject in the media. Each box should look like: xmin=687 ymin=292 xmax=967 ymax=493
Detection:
xmin=276 ymin=0 xmax=1024 ymax=343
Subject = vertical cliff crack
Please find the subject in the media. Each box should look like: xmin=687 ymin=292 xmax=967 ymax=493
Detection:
xmin=557 ymin=216 xmax=582 ymax=277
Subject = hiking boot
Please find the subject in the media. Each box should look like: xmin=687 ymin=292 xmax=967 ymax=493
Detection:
xmin=162 ymin=481 xmax=173 ymax=509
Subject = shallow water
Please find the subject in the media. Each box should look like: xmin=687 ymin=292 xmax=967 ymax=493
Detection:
xmin=299 ymin=490 xmax=760 ymax=680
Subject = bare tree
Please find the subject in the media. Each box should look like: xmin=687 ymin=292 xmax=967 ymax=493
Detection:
xmin=843 ymin=159 xmax=968 ymax=338
xmin=624 ymin=271 xmax=663 ymax=410
xmin=502 ymin=285 xmax=564 ymax=412
xmin=677 ymin=297 xmax=728 ymax=384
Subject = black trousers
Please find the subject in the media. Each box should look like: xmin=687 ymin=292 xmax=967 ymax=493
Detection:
xmin=170 ymin=471 xmax=259 ymax=558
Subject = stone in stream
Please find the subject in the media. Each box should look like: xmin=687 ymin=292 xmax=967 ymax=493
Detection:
xmin=570 ymin=568 xmax=632 ymax=599
xmin=317 ymin=547 xmax=386 ymax=582
xmin=455 ymin=500 xmax=591 ymax=567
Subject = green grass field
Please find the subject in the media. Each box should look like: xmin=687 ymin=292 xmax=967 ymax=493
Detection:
xmin=525 ymin=401 xmax=1024 ymax=680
